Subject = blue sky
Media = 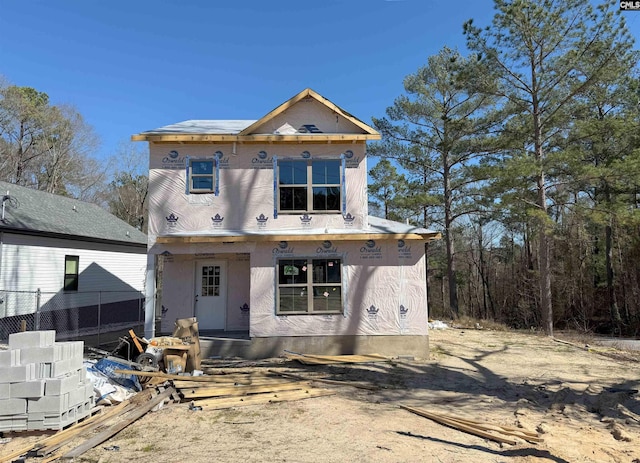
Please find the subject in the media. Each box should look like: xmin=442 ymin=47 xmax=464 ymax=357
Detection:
xmin=1 ymin=1 xmax=639 ymax=167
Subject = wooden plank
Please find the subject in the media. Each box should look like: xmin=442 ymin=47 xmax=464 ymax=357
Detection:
xmin=36 ymin=401 xmax=137 ymax=456
xmin=129 ymin=329 xmax=144 ymax=354
xmin=400 ymin=405 xmax=519 ymax=445
xmin=114 ymin=369 xmax=266 ymax=382
xmin=435 ymin=413 xmax=541 ymax=439
xmin=155 ymin=232 xmax=440 ymax=245
xmin=400 ymin=405 xmax=544 ymax=445
xmin=132 ymin=134 xmax=380 ymax=143
xmin=196 ymin=388 xmax=335 ymax=410
xmin=173 ymin=377 xmax=293 ymax=389
xmin=269 ymin=370 xmax=380 ymax=391
xmin=180 ymin=381 xmax=308 ymax=399
xmin=61 ymin=387 xmax=176 ymax=460
xmin=285 ymin=353 xmax=390 ymax=365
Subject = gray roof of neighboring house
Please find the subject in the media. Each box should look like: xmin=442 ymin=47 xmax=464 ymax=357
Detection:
xmin=139 ymin=120 xmax=256 ymax=136
xmin=0 ymin=181 xmax=147 ymax=246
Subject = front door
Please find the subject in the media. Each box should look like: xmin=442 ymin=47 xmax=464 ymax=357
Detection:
xmin=195 ymin=261 xmax=227 ymax=330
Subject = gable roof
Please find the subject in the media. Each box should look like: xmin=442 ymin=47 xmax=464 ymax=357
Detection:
xmin=0 ymin=181 xmax=147 ymax=247
xmin=132 ymin=88 xmax=380 ymax=143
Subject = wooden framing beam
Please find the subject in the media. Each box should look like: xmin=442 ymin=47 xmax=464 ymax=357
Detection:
xmin=155 ymin=232 xmax=441 ymax=245
xmin=131 ymin=133 xmax=379 ymax=143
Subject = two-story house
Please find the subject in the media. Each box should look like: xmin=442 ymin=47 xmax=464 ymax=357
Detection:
xmin=133 ymin=88 xmax=440 ymax=358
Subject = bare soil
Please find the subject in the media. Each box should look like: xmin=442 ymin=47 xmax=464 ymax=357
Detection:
xmin=2 ymin=328 xmax=640 ymax=463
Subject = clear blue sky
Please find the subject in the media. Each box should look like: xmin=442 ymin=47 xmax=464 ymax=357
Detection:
xmin=1 ymin=1 xmax=639 ymax=165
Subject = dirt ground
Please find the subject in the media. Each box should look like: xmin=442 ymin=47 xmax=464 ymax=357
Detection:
xmin=2 ymin=327 xmax=640 ymax=463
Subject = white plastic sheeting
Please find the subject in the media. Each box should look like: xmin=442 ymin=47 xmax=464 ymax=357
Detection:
xmin=147 ymin=143 xmax=368 ymax=244
xmin=148 ymin=143 xmax=432 ymax=338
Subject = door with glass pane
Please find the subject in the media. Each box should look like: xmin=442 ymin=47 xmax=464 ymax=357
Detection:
xmin=195 ymin=261 xmax=227 ymax=330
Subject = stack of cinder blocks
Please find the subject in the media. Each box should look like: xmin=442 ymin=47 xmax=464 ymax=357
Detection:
xmin=0 ymin=330 xmax=94 ymax=431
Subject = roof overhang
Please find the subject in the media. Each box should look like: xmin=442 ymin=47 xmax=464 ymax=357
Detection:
xmin=156 ymin=231 xmax=441 ymax=244
xmin=131 ymin=134 xmax=379 ymax=143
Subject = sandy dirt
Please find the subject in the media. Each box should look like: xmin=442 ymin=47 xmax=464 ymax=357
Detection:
xmin=2 ymin=327 xmax=640 ymax=463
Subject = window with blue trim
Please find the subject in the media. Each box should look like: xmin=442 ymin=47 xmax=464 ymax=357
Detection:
xmin=188 ymin=158 xmax=215 ymax=193
xmin=278 ymin=159 xmax=341 ymax=212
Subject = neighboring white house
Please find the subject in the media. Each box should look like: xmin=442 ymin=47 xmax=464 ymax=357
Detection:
xmin=133 ymin=88 xmax=440 ymax=358
xmin=0 ymin=181 xmax=148 ymax=340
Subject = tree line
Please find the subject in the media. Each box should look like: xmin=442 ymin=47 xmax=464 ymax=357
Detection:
xmin=370 ymin=0 xmax=640 ymax=337
xmin=0 ymin=77 xmax=149 ymax=232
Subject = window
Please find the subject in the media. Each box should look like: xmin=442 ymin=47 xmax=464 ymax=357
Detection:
xmin=187 ymin=158 xmax=215 ymax=193
xmin=277 ymin=258 xmax=342 ymax=314
xmin=278 ymin=159 xmax=341 ymax=212
xmin=64 ymin=255 xmax=79 ymax=291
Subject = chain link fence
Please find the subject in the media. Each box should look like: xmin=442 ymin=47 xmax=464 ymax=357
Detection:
xmin=0 ymin=289 xmax=145 ymax=344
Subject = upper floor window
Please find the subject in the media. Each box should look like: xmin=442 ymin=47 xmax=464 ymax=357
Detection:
xmin=64 ymin=255 xmax=79 ymax=291
xmin=278 ymin=159 xmax=341 ymax=213
xmin=187 ymin=158 xmax=215 ymax=194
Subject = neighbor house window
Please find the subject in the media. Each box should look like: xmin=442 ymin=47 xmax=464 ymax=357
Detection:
xmin=187 ymin=158 xmax=215 ymax=193
xmin=277 ymin=258 xmax=342 ymax=314
xmin=64 ymin=255 xmax=79 ymax=291
xmin=278 ymin=159 xmax=341 ymax=212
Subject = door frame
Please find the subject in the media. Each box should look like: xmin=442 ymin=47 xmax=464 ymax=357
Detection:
xmin=194 ymin=259 xmax=228 ymax=330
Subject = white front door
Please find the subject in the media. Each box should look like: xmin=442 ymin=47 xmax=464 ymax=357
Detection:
xmin=195 ymin=261 xmax=227 ymax=330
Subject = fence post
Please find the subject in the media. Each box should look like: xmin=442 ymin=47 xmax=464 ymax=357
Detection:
xmin=35 ymin=288 xmax=41 ymax=330
xmin=97 ymin=291 xmax=102 ymax=347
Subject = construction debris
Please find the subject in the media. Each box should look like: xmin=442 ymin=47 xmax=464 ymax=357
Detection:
xmin=400 ymin=405 xmax=543 ymax=445
xmin=268 ymin=369 xmax=380 ymax=391
xmin=284 ymin=352 xmax=390 ymax=365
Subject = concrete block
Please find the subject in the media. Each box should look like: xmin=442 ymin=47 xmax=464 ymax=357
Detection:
xmin=0 ymin=365 xmax=35 ymax=383
xmin=51 ymin=358 xmax=72 ymax=377
xmin=68 ymin=385 xmax=89 ymax=407
xmin=20 ymin=346 xmax=56 ymax=364
xmin=28 ymin=411 xmax=46 ymax=421
xmin=0 ymin=419 xmax=13 ymax=431
xmin=27 ymin=419 xmax=45 ymax=431
xmin=11 ymin=417 xmax=28 ymax=431
xmin=54 ymin=343 xmax=63 ymax=362
xmin=35 ymin=362 xmax=52 ymax=379
xmin=44 ymin=411 xmax=66 ymax=428
xmin=0 ymin=349 xmax=20 ymax=367
xmin=10 ymin=380 xmax=45 ymax=398
xmin=9 ymin=330 xmax=56 ymax=349
xmin=27 ymin=393 xmax=69 ymax=413
xmin=0 ymin=398 xmax=27 ymax=415
xmin=45 ymin=374 xmax=79 ymax=396
xmin=0 ymin=383 xmax=10 ymax=399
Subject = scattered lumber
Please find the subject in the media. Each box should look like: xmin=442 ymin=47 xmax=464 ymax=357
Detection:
xmin=61 ymin=387 xmax=177 ymax=460
xmin=400 ymin=405 xmax=542 ymax=445
xmin=269 ymin=369 xmax=380 ymax=391
xmin=194 ymin=388 xmax=336 ymax=410
xmin=284 ymin=352 xmax=390 ymax=365
xmin=180 ymin=381 xmax=310 ymax=399
xmin=114 ymin=369 xmax=276 ymax=383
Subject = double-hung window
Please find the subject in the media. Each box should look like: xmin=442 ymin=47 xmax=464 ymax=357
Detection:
xmin=64 ymin=255 xmax=79 ymax=291
xmin=278 ymin=159 xmax=341 ymax=213
xmin=277 ymin=258 xmax=342 ymax=314
xmin=187 ymin=158 xmax=215 ymax=194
